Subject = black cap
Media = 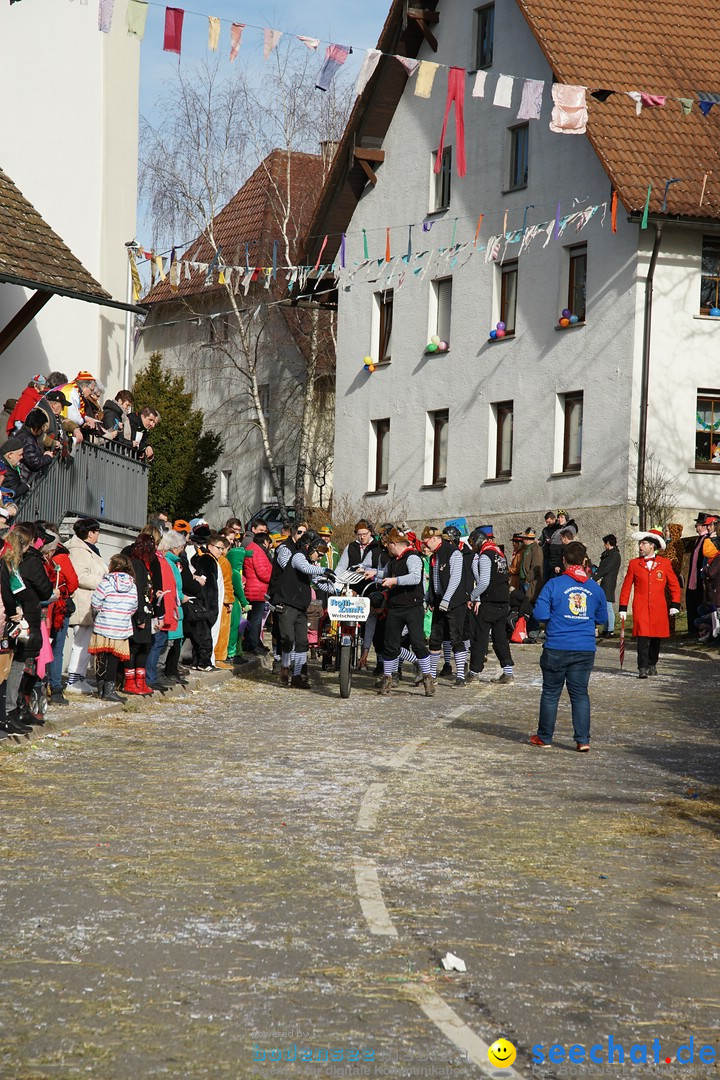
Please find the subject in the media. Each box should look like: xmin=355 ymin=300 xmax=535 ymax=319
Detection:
xmin=44 ymin=390 xmax=70 ymax=407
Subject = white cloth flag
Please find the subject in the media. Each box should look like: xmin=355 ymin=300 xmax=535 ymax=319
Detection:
xmin=517 ymin=78 xmax=544 ymax=120
xmin=395 ymin=55 xmax=420 ymax=77
xmin=263 ymin=28 xmax=282 ymax=59
xmin=297 ymin=36 xmax=319 ymax=50
xmin=472 ymin=71 xmax=488 ymax=99
xmin=493 ymin=75 xmax=514 ymax=108
xmin=549 ymin=84 xmax=588 ymax=134
xmin=355 ymin=49 xmax=382 ymax=96
xmin=627 ymin=91 xmax=643 ymax=115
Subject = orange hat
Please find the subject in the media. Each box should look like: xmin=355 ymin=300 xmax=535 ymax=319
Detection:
xmin=173 ymin=519 xmax=190 ymax=534
xmin=75 ymin=370 xmax=95 ymax=382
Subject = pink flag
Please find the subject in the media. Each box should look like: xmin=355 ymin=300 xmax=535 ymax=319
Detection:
xmin=264 ymin=28 xmax=282 ymax=59
xmin=230 ymin=23 xmax=245 ymax=62
xmin=395 ymin=55 xmax=420 ymax=77
xmin=163 ymin=7 xmax=184 ymax=54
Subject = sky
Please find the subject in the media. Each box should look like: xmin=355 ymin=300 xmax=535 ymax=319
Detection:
xmin=137 ymin=0 xmax=390 ymax=245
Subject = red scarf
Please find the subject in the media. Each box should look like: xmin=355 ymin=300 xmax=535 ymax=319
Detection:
xmin=563 ymin=565 xmax=590 ymax=583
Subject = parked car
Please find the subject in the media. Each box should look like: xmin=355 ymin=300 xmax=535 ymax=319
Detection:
xmin=247 ymin=504 xmax=297 ymax=535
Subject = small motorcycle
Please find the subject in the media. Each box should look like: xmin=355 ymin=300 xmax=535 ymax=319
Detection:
xmin=320 ymin=570 xmax=370 ymax=698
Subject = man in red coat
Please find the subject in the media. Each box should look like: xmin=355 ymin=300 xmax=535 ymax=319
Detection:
xmin=619 ymin=529 xmax=682 ymax=679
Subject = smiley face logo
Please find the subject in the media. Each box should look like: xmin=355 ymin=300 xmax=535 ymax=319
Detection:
xmin=488 ymin=1038 xmax=517 ymax=1069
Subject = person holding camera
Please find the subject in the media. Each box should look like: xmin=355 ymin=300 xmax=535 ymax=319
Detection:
xmin=16 ymin=408 xmax=56 ymax=485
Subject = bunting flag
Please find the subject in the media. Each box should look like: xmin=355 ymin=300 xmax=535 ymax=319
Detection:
xmin=98 ymin=0 xmax=114 ymax=34
xmin=517 ymin=78 xmax=544 ymax=120
xmin=385 ymin=227 xmax=391 ymax=262
xmin=355 ymin=49 xmax=382 ymax=96
xmin=205 ymin=247 xmax=221 ymax=285
xmin=154 ymin=253 xmax=166 ymax=281
xmin=493 ymin=75 xmax=514 ymax=108
xmin=169 ymin=247 xmax=179 ymax=291
xmin=297 ymin=36 xmax=319 ymax=50
xmin=554 ymin=201 xmax=561 ymax=239
xmin=611 ymin=190 xmax=618 ymax=233
xmin=395 ymin=55 xmax=420 ymax=77
xmin=414 ymin=61 xmax=439 ymax=99
xmin=362 ymin=228 xmax=369 ymax=259
xmin=472 ymin=71 xmax=487 ymax=99
xmin=263 ymin=28 xmax=282 ymax=59
xmin=473 ymin=213 xmax=484 ymax=246
xmin=313 ymin=235 xmax=328 ymax=272
xmin=208 ymin=16 xmax=220 ymax=52
xmin=316 ymin=44 xmax=351 ymax=92
xmin=340 ymin=233 xmax=346 ymax=269
xmin=678 ymin=97 xmax=693 ymax=115
xmin=126 ymin=0 xmax=147 ymax=39
xmin=435 ymin=67 xmax=467 ymax=177
xmin=640 ymin=185 xmax=651 ymax=229
xmin=549 ymin=84 xmax=588 ymax=134
xmin=230 ymin=23 xmax=245 ymax=62
xmin=163 ymin=7 xmax=184 ymax=55
xmin=128 ymin=249 xmax=142 ymax=303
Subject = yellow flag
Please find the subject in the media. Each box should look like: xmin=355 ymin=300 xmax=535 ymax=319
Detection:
xmin=208 ymin=16 xmax=220 ymax=51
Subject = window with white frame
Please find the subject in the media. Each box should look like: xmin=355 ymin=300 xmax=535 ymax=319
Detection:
xmin=567 ymin=245 xmax=587 ymax=322
xmin=696 ymin=390 xmax=720 ymax=466
xmin=562 ymin=392 xmax=583 ymax=472
xmin=507 ymin=124 xmax=529 ymax=190
xmin=432 ymin=146 xmax=452 ymax=211
xmin=474 ymin=4 xmax=494 ymax=69
xmin=373 ymin=291 xmax=393 ymax=363
xmin=258 ymin=383 xmax=270 ymax=419
xmin=429 ymin=409 xmax=449 ymax=484
xmin=493 ymin=401 xmax=513 ymax=477
xmin=700 ymin=237 xmax=720 ymax=313
xmin=499 ymin=261 xmax=518 ymax=335
xmin=433 ymin=277 xmax=453 ymax=345
xmin=371 ymin=418 xmax=390 ymax=492
xmin=220 ymin=469 xmax=232 ymax=505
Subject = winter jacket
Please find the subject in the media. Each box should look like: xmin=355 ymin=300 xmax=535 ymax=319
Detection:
xmin=190 ymin=549 xmax=220 ymax=626
xmin=100 ymin=399 xmax=132 ymax=447
xmin=90 ymin=572 xmax=138 ymax=639
xmin=16 ymin=423 xmax=53 ymax=484
xmin=128 ymin=412 xmax=152 ymax=455
xmin=0 ymin=454 xmax=29 ymax=501
xmin=165 ymin=552 xmax=185 ymax=641
xmin=66 ymin=535 xmax=108 ymax=626
xmin=619 ymin=556 xmax=682 ymax=638
xmin=6 ymin=385 xmax=42 ymax=435
xmin=45 ymin=546 xmax=79 ymax=632
xmin=520 ymin=541 xmax=544 ymax=601
xmin=547 ymin=518 xmax=578 ymax=573
xmin=593 ymin=547 xmax=622 ymax=601
xmin=156 ymin=552 xmax=180 ymax=634
xmin=242 ymin=541 xmax=273 ymax=601
xmin=533 ymin=567 xmax=606 ymax=651
xmin=16 ymin=547 xmax=54 ymax=660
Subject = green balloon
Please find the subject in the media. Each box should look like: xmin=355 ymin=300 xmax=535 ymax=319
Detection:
xmin=425 ymin=342 xmax=439 ymax=352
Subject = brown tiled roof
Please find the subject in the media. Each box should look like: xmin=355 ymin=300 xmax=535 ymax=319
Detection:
xmin=144 ymin=150 xmax=326 ymax=304
xmin=0 ymin=167 xmax=110 ymax=299
xmin=517 ymin=0 xmax=720 ymax=220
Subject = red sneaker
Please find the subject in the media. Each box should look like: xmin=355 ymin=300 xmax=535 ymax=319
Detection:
xmin=529 ymin=734 xmax=552 ymax=748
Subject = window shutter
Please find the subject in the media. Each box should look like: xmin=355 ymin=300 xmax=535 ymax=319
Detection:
xmin=437 ymin=279 xmax=453 ymax=341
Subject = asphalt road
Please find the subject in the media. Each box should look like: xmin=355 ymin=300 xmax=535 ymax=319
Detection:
xmin=0 ymin=642 xmax=718 ymax=1080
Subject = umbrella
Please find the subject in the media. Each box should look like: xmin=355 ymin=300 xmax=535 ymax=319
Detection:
xmin=619 ymin=618 xmax=625 ymax=669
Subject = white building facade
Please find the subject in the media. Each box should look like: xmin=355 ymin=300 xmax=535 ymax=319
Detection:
xmin=324 ymin=0 xmax=720 ymax=542
xmin=0 ymin=2 xmax=140 ymax=396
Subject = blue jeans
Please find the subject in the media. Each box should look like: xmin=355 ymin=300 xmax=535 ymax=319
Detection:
xmin=538 ymin=648 xmax=595 ymax=745
xmin=146 ymin=631 xmax=168 ymax=686
xmin=48 ymin=614 xmax=70 ymax=692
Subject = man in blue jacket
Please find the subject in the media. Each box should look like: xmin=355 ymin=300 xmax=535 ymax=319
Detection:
xmin=529 ymin=540 xmax=607 ymax=751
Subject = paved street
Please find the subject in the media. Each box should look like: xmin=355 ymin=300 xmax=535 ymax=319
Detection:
xmin=0 ymin=643 xmax=718 ymax=1079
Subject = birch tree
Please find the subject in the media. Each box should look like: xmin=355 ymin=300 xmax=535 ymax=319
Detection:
xmin=139 ymin=48 xmax=350 ymax=517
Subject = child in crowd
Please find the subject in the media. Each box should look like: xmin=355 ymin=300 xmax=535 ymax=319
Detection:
xmin=89 ymin=554 xmax=138 ymax=702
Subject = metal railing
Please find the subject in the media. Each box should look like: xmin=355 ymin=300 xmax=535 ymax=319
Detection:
xmin=16 ymin=441 xmax=149 ymax=530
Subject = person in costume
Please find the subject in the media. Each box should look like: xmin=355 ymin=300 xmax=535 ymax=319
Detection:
xmin=618 ymin=529 xmax=682 ymax=678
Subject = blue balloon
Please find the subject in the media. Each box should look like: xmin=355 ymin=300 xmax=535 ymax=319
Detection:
xmin=710 ymin=307 xmax=720 ymax=317
xmin=569 ymin=314 xmax=579 ymax=324
xmin=489 ymin=329 xmax=497 ymax=339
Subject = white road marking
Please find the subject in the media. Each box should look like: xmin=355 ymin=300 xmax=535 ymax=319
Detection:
xmin=404 ymin=983 xmax=525 ymax=1079
xmin=353 ymin=858 xmax=398 ymax=937
xmin=353 ymin=694 xmax=528 ymax=1075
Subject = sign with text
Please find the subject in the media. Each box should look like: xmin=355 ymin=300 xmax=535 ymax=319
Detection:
xmin=327 ymin=595 xmax=370 ymax=622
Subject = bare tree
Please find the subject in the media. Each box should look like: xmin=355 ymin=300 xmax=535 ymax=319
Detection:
xmin=139 ymin=47 xmax=351 ymax=515
xmin=632 ymin=444 xmax=686 ymax=531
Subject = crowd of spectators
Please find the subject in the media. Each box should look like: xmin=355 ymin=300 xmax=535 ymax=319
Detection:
xmin=0 ymin=371 xmax=159 ymax=505
xmin=0 ymin=510 xmax=293 ymax=740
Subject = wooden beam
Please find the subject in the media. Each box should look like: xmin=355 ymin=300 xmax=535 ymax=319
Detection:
xmin=407 ymin=7 xmax=439 ymax=21
xmin=357 ymin=158 xmax=378 ymax=187
xmin=0 ymin=289 xmax=52 ymax=356
xmin=354 ymin=147 xmax=386 ymax=164
xmin=408 ymin=12 xmax=438 ymax=51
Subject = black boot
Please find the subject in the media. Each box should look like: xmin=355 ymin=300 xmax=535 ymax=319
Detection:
xmin=101 ymin=681 xmax=125 ymax=704
xmin=5 ymin=710 xmax=32 ymax=735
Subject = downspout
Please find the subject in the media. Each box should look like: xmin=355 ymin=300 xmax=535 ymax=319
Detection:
xmin=636 ymin=222 xmax=663 ymax=531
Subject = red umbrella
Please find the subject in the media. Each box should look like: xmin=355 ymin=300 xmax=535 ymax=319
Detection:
xmin=619 ymin=618 xmax=626 ymax=669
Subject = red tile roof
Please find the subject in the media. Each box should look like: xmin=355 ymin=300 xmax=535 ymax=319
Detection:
xmin=0 ymin=168 xmax=110 ymax=300
xmin=145 ymin=150 xmax=326 ymax=304
xmin=517 ymin=0 xmax=720 ymax=219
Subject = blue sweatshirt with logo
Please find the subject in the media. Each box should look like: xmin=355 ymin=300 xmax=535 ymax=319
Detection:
xmin=533 ymin=567 xmax=607 ymax=651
